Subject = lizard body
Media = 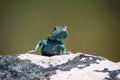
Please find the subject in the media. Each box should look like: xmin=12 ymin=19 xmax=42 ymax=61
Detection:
xmin=34 ymin=25 xmax=67 ymax=56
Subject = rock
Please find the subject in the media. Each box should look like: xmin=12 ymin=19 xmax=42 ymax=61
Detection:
xmin=0 ymin=52 xmax=120 ymax=80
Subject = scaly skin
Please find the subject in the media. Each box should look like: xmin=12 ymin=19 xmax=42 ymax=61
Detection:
xmin=34 ymin=25 xmax=67 ymax=56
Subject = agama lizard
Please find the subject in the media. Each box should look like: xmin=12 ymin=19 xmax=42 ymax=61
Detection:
xmin=30 ymin=25 xmax=68 ymax=56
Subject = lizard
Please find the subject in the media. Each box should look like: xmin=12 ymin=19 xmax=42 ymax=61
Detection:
xmin=30 ymin=25 xmax=68 ymax=56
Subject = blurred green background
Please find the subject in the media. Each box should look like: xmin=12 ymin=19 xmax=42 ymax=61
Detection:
xmin=0 ymin=0 xmax=120 ymax=61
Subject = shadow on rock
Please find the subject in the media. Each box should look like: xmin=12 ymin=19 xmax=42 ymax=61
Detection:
xmin=95 ymin=68 xmax=120 ymax=80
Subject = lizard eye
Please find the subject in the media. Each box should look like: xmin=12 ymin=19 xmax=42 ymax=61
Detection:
xmin=54 ymin=26 xmax=58 ymax=30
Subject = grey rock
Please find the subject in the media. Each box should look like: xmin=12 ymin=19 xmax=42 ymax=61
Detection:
xmin=0 ymin=53 xmax=120 ymax=80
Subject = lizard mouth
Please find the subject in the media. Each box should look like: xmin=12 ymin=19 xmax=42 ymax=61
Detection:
xmin=62 ymin=26 xmax=67 ymax=31
xmin=63 ymin=29 xmax=66 ymax=31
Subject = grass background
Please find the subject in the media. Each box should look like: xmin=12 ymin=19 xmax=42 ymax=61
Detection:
xmin=0 ymin=0 xmax=120 ymax=61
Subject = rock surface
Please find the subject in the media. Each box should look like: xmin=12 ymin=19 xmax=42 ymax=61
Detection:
xmin=0 ymin=52 xmax=120 ymax=80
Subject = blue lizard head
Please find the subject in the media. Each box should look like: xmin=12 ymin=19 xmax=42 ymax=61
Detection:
xmin=48 ymin=25 xmax=68 ymax=41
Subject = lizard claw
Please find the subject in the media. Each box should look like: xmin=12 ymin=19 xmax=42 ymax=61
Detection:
xmin=26 ymin=50 xmax=36 ymax=54
xmin=67 ymin=51 xmax=73 ymax=54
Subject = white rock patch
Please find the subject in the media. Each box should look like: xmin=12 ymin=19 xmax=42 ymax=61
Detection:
xmin=50 ymin=59 xmax=120 ymax=80
xmin=18 ymin=53 xmax=79 ymax=68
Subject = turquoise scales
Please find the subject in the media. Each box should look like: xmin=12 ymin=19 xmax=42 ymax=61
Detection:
xmin=35 ymin=25 xmax=68 ymax=56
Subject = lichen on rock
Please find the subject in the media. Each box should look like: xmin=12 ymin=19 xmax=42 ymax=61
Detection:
xmin=0 ymin=53 xmax=120 ymax=80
